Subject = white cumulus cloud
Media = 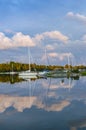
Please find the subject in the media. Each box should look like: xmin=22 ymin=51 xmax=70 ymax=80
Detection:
xmin=0 ymin=32 xmax=12 ymax=49
xmin=0 ymin=32 xmax=35 ymax=50
xmin=12 ymin=32 xmax=35 ymax=47
xmin=0 ymin=31 xmax=69 ymax=50
xmin=66 ymin=12 xmax=86 ymax=24
xmin=34 ymin=31 xmax=69 ymax=43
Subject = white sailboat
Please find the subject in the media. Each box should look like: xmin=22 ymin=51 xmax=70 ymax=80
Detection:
xmin=19 ymin=70 xmax=38 ymax=79
xmin=37 ymin=47 xmax=48 ymax=78
xmin=9 ymin=63 xmax=17 ymax=75
xmin=19 ymin=47 xmax=38 ymax=79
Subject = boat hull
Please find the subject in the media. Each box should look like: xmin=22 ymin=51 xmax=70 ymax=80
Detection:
xmin=19 ymin=72 xmax=38 ymax=79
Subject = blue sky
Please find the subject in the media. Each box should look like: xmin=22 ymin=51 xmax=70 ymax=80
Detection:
xmin=0 ymin=0 xmax=86 ymax=65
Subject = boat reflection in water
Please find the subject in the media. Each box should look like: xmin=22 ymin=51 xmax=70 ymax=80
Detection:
xmin=0 ymin=74 xmax=37 ymax=84
xmin=0 ymin=74 xmax=85 ymax=130
xmin=0 ymin=77 xmax=76 ymax=113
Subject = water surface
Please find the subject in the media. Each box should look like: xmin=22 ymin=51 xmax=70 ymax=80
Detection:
xmin=0 ymin=76 xmax=86 ymax=130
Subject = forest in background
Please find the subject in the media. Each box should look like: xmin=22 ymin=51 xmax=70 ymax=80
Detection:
xmin=0 ymin=61 xmax=86 ymax=73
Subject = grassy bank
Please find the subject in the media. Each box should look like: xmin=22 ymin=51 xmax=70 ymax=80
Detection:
xmin=80 ymin=71 xmax=86 ymax=76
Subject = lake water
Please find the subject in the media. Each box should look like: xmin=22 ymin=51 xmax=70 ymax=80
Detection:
xmin=0 ymin=76 xmax=86 ymax=130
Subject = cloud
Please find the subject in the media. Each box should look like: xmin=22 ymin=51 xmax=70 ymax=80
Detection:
xmin=0 ymin=32 xmax=35 ymax=49
xmin=48 ymin=52 xmax=73 ymax=61
xmin=46 ymin=44 xmax=55 ymax=50
xmin=41 ymin=52 xmax=69 ymax=63
xmin=82 ymin=35 xmax=86 ymax=42
xmin=0 ymin=95 xmax=36 ymax=113
xmin=36 ymin=99 xmax=70 ymax=112
xmin=49 ymin=82 xmax=74 ymax=90
xmin=0 ymin=32 xmax=12 ymax=49
xmin=0 ymin=30 xmax=69 ymax=50
xmin=4 ymin=29 xmax=15 ymax=34
xmin=0 ymin=94 xmax=70 ymax=113
xmin=74 ymin=34 xmax=86 ymax=44
xmin=34 ymin=31 xmax=69 ymax=43
xmin=66 ymin=12 xmax=86 ymax=24
xmin=48 ymin=52 xmax=58 ymax=58
xmin=12 ymin=32 xmax=35 ymax=47
xmin=45 ymin=100 xmax=70 ymax=112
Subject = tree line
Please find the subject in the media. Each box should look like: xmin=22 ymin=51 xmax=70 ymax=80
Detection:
xmin=0 ymin=61 xmax=86 ymax=72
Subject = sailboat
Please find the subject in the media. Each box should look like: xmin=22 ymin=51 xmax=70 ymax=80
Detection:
xmin=37 ymin=47 xmax=49 ymax=78
xmin=19 ymin=47 xmax=38 ymax=79
xmin=9 ymin=62 xmax=17 ymax=75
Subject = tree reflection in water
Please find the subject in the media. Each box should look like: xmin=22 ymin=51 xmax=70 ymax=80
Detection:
xmin=0 ymin=74 xmax=24 ymax=84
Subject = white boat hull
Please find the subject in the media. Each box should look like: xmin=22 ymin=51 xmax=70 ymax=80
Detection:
xmin=19 ymin=71 xmax=38 ymax=79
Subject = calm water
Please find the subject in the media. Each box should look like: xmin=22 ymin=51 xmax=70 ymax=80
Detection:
xmin=0 ymin=76 xmax=86 ymax=130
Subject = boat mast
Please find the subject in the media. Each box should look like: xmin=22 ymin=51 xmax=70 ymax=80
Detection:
xmin=28 ymin=47 xmax=31 ymax=72
xmin=45 ymin=47 xmax=49 ymax=69
xmin=68 ymin=55 xmax=70 ymax=72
